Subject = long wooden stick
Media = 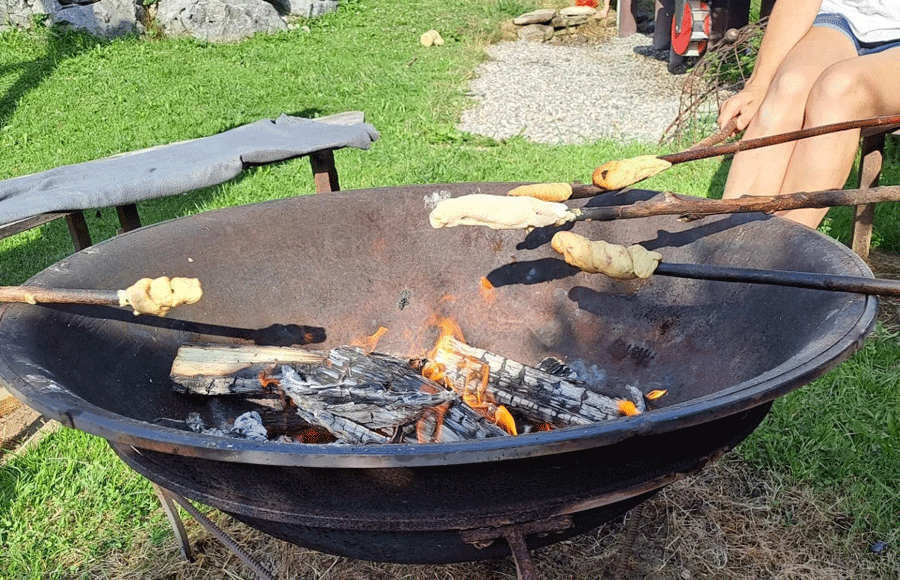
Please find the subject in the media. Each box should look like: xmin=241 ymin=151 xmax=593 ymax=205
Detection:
xmin=0 ymin=276 xmax=202 ymax=317
xmin=590 ymin=114 xmax=900 ymax=191
xmin=573 ymin=185 xmax=900 ymax=222
xmin=0 ymin=286 xmax=120 ymax=306
xmin=655 ymin=262 xmax=900 ymax=297
xmin=661 ymin=114 xmax=900 ymax=165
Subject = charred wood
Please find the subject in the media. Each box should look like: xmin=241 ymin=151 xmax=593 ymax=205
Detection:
xmin=170 ymin=343 xmax=324 ymax=395
xmin=171 ymin=345 xmax=506 ymax=444
xmin=430 ymin=336 xmax=641 ymax=426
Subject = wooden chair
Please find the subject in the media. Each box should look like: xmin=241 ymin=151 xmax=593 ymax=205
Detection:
xmin=851 ymin=125 xmax=900 ymax=261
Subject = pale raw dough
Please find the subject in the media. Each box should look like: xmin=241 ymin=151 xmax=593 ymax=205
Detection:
xmin=506 ymin=182 xmax=573 ymax=202
xmin=592 ymin=155 xmax=672 ymax=190
xmin=429 ymin=194 xmax=576 ymax=230
xmin=551 ymin=231 xmax=662 ymax=279
xmin=118 ymin=276 xmax=203 ymax=316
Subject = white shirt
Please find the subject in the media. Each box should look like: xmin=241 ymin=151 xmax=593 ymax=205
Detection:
xmin=818 ymin=0 xmax=900 ymax=43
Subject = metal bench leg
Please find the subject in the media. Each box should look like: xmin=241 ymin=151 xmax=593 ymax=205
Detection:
xmin=309 ymin=150 xmax=340 ymax=193
xmin=852 ymin=133 xmax=885 ymax=261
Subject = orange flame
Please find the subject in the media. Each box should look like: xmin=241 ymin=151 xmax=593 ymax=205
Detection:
xmin=479 ymin=277 xmax=496 ymax=305
xmin=421 ymin=360 xmax=447 ymax=384
xmin=494 ymin=405 xmax=518 ymax=435
xmin=352 ymin=326 xmax=388 ymax=353
xmin=420 ymin=320 xmax=518 ymax=436
xmin=427 ymin=316 xmax=465 ymax=354
xmin=617 ymin=400 xmax=641 ymax=417
xmin=646 ymin=389 xmax=668 ymax=401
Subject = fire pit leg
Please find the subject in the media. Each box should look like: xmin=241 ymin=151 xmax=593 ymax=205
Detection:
xmin=503 ymin=529 xmax=538 ymax=580
xmin=152 ymin=483 xmax=281 ymax=580
xmin=460 ymin=515 xmax=573 ymax=580
xmin=151 ymin=483 xmax=193 ymax=562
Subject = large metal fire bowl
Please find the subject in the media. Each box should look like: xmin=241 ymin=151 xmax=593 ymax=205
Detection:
xmin=0 ymin=183 xmax=876 ymax=563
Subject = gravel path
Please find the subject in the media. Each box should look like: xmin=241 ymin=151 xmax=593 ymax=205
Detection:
xmin=458 ymin=33 xmax=684 ymax=145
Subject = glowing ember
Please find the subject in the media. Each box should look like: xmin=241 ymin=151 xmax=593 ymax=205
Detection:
xmin=352 ymin=326 xmax=389 ymax=353
xmin=295 ymin=426 xmax=337 ymax=444
xmin=646 ymin=389 xmax=668 ymax=401
xmin=617 ymin=400 xmax=641 ymax=417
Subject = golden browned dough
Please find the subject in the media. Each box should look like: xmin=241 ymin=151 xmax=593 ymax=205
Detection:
xmin=118 ymin=276 xmax=203 ymax=316
xmin=551 ymin=231 xmax=662 ymax=279
xmin=592 ymin=155 xmax=672 ymax=190
xmin=506 ymin=182 xmax=573 ymax=202
xmin=429 ymin=194 xmax=576 ymax=230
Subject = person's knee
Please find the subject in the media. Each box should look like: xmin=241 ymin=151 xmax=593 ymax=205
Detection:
xmin=806 ymin=65 xmax=872 ymax=123
xmin=753 ymin=69 xmax=814 ymax=130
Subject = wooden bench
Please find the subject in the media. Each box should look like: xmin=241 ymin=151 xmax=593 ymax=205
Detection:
xmin=0 ymin=114 xmax=362 ymax=252
xmin=851 ymin=125 xmax=900 ymax=261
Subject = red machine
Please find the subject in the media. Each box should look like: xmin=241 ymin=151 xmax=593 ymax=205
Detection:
xmin=671 ymin=0 xmax=712 ymax=56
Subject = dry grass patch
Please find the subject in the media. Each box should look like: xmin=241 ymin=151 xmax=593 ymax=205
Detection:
xmin=86 ymin=456 xmax=895 ymax=580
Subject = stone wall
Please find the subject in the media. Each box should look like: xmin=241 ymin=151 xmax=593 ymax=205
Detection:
xmin=0 ymin=0 xmax=338 ymax=41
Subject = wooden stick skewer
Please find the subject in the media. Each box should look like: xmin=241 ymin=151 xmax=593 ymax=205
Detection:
xmin=429 ymin=185 xmax=900 ymax=232
xmin=0 ymin=276 xmax=203 ymax=316
xmin=572 ymin=184 xmax=900 ymax=222
xmin=0 ymin=286 xmax=120 ymax=307
xmin=591 ymin=114 xmax=900 ymax=191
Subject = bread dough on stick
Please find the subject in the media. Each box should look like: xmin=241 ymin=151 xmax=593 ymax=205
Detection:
xmin=506 ymin=182 xmax=573 ymax=202
xmin=592 ymin=155 xmax=672 ymax=190
xmin=429 ymin=194 xmax=576 ymax=230
xmin=551 ymin=231 xmax=662 ymax=279
xmin=118 ymin=276 xmax=203 ymax=316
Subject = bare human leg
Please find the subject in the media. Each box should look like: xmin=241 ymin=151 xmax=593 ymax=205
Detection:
xmin=777 ymin=47 xmax=900 ymax=227
xmin=598 ymin=0 xmax=611 ymax=19
xmin=722 ymin=27 xmax=856 ymax=203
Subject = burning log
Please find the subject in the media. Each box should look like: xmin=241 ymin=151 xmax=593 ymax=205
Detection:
xmin=169 ymin=338 xmax=651 ymax=445
xmin=170 ymin=343 xmax=326 ymax=395
xmin=171 ymin=344 xmax=506 ymax=444
xmin=427 ymin=336 xmax=644 ymax=427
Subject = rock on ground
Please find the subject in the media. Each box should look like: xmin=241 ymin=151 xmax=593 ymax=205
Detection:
xmin=279 ymin=0 xmax=336 ymax=18
xmin=157 ymin=0 xmax=286 ymax=42
xmin=0 ymin=0 xmax=338 ymax=40
xmin=52 ymin=0 xmax=146 ymax=38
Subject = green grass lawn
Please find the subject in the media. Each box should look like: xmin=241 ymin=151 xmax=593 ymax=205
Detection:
xmin=1 ymin=1 xmax=900 ymax=578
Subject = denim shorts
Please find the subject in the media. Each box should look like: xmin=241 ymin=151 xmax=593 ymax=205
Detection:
xmin=813 ymin=13 xmax=900 ymax=56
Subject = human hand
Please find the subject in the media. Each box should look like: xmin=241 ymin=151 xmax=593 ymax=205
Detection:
xmin=717 ymin=85 xmax=766 ymax=133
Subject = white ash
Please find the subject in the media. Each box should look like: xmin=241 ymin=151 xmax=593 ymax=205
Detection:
xmin=458 ymin=34 xmax=682 ymax=145
xmin=186 ymin=410 xmax=268 ymax=441
xmin=230 ymin=411 xmax=268 ymax=441
xmin=423 ymin=190 xmax=452 ymax=211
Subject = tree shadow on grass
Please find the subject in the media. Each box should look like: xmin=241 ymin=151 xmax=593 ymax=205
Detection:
xmin=0 ymin=24 xmax=105 ymax=131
